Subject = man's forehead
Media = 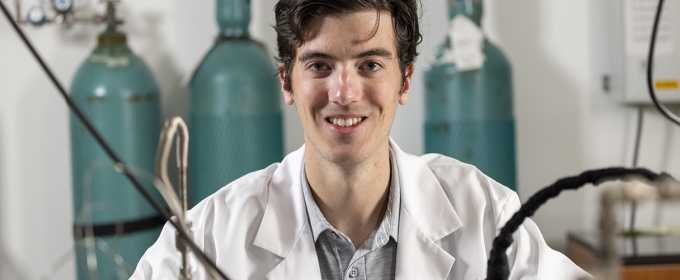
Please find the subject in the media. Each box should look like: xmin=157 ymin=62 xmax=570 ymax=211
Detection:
xmin=296 ymin=11 xmax=396 ymax=57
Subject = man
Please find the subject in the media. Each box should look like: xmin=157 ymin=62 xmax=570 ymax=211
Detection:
xmin=133 ymin=0 xmax=589 ymax=279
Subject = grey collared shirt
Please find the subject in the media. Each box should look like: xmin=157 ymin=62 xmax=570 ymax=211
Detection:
xmin=302 ymin=148 xmax=401 ymax=280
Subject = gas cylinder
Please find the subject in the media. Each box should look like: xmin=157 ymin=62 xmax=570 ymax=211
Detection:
xmin=189 ymin=0 xmax=283 ymax=205
xmin=69 ymin=13 xmax=163 ymax=279
xmin=424 ymin=0 xmax=516 ymax=190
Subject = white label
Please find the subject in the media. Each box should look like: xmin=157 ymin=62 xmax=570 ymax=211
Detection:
xmin=625 ymin=0 xmax=674 ymax=56
xmin=447 ymin=15 xmax=485 ymax=71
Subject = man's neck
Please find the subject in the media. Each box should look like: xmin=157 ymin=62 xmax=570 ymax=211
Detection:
xmin=304 ymin=144 xmax=392 ymax=249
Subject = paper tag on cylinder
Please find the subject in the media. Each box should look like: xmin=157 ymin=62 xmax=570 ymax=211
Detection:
xmin=448 ymin=15 xmax=485 ymax=71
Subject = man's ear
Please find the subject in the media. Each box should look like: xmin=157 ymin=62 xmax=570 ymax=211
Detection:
xmin=399 ymin=65 xmax=414 ymax=105
xmin=278 ymin=66 xmax=294 ymax=105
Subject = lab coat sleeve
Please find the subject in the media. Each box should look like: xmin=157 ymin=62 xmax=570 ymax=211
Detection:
xmin=499 ymin=192 xmax=591 ymax=280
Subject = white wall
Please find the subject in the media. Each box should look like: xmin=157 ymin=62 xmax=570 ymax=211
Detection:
xmin=1 ymin=0 xmax=680 ymax=279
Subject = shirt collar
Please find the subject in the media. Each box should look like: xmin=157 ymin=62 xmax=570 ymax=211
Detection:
xmin=301 ymin=146 xmax=401 ymax=244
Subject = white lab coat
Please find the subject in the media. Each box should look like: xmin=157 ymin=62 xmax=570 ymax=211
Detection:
xmin=132 ymin=139 xmax=589 ymax=280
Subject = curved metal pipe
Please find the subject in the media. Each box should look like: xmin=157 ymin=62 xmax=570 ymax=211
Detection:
xmin=155 ymin=117 xmax=197 ymax=280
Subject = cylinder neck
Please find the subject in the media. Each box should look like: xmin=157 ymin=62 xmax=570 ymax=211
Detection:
xmin=97 ymin=1 xmax=126 ymax=46
xmin=97 ymin=29 xmax=127 ymax=46
xmin=216 ymin=0 xmax=250 ymax=38
xmin=448 ymin=0 xmax=483 ymax=26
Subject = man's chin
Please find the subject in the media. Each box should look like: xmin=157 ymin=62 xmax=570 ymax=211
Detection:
xmin=323 ymin=150 xmax=366 ymax=168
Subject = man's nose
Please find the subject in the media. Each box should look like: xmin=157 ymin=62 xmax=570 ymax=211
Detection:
xmin=328 ymin=68 xmax=361 ymax=105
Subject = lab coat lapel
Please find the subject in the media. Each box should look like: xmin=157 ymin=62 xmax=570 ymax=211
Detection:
xmin=391 ymin=139 xmax=463 ymax=280
xmin=252 ymin=145 xmax=322 ymax=279
xmin=264 ymin=223 xmax=321 ymax=279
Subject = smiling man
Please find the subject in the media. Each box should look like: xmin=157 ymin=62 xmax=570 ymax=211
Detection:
xmin=133 ymin=0 xmax=589 ymax=279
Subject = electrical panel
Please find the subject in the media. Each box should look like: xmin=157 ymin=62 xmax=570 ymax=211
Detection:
xmin=602 ymin=0 xmax=680 ymax=104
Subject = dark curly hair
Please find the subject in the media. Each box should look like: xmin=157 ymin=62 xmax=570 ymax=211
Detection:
xmin=274 ymin=0 xmax=422 ymax=91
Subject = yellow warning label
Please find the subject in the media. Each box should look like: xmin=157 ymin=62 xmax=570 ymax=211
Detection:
xmin=655 ymin=80 xmax=679 ymax=90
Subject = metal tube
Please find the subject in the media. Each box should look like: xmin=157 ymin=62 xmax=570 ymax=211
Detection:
xmin=176 ymin=121 xmax=191 ymax=280
xmin=155 ymin=117 xmax=192 ymax=279
xmin=156 ymin=117 xmax=224 ymax=280
xmin=597 ymin=175 xmax=680 ymax=280
xmin=14 ymin=0 xmax=26 ymax=24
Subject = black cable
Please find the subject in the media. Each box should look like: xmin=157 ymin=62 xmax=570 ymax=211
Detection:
xmin=486 ymin=167 xmax=666 ymax=280
xmin=632 ymin=107 xmax=644 ymax=168
xmin=629 ymin=106 xmax=644 ymax=256
xmin=647 ymin=0 xmax=680 ymax=126
xmin=0 ymin=3 xmax=229 ymax=279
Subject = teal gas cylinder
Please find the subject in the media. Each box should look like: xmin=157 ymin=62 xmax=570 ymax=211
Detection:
xmin=69 ymin=27 xmax=163 ymax=278
xmin=424 ymin=0 xmax=516 ymax=190
xmin=189 ymin=0 xmax=283 ymax=205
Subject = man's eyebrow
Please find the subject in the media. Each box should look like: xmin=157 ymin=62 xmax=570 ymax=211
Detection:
xmin=298 ymin=51 xmax=336 ymax=62
xmin=354 ymin=48 xmax=393 ymax=59
xmin=297 ymin=48 xmax=393 ymax=62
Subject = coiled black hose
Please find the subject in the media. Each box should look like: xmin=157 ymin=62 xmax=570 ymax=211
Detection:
xmin=485 ymin=167 xmax=665 ymax=280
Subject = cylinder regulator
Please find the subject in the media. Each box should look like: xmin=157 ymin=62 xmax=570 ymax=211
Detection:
xmin=424 ymin=0 xmax=517 ymax=190
xmin=69 ymin=1 xmax=164 ymax=279
xmin=189 ymin=0 xmax=283 ymax=206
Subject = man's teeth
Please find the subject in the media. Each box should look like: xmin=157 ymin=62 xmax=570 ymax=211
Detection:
xmin=330 ymin=117 xmax=363 ymax=127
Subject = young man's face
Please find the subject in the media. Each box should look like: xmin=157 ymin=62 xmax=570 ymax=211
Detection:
xmin=280 ymin=11 xmax=412 ymax=166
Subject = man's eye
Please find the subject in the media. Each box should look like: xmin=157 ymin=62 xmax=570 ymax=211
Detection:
xmin=362 ymin=62 xmax=382 ymax=72
xmin=309 ymin=63 xmax=329 ymax=71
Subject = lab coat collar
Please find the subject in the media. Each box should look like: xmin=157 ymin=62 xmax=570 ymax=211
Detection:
xmin=253 ymin=144 xmax=308 ymax=257
xmin=389 ymin=138 xmax=463 ymax=240
xmin=253 ymin=144 xmax=322 ymax=279
xmin=390 ymin=138 xmax=463 ymax=279
xmin=253 ymin=138 xmax=463 ymax=279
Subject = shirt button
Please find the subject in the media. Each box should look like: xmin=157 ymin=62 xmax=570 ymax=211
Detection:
xmin=349 ymin=267 xmax=358 ymax=278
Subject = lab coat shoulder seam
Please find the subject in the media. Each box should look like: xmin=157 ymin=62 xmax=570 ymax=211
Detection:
xmin=495 ymin=194 xmax=515 ymax=228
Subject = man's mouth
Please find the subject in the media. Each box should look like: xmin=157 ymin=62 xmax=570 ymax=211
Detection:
xmin=326 ymin=117 xmax=365 ymax=128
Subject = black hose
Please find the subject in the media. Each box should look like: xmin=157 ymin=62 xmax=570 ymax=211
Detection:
xmin=488 ymin=0 xmax=679 ymax=277
xmin=486 ymin=167 xmax=664 ymax=280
